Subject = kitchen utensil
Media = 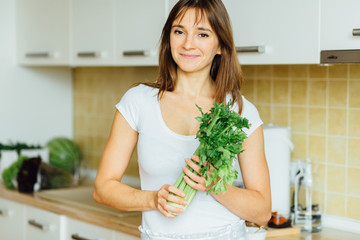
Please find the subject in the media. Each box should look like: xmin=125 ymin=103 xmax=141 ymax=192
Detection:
xmin=233 ymin=124 xmax=294 ymax=214
xmin=263 ymin=124 xmax=294 ymax=213
xmin=246 ymin=227 xmax=267 ymax=240
xmin=292 ymin=159 xmax=322 ymax=233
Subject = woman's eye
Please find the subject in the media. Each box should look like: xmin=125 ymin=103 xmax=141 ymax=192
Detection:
xmin=174 ymin=29 xmax=184 ymax=35
xmin=199 ymin=33 xmax=209 ymax=38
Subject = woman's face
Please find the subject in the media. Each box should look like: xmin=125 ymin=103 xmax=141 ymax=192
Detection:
xmin=170 ymin=8 xmax=221 ymax=75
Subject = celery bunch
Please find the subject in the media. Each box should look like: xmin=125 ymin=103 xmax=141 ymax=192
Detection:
xmin=168 ymin=101 xmax=250 ymax=211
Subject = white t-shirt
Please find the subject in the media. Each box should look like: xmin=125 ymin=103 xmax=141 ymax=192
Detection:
xmin=116 ymin=84 xmax=263 ymax=236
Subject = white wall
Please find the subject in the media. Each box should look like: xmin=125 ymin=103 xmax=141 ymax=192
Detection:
xmin=0 ymin=0 xmax=73 ymax=146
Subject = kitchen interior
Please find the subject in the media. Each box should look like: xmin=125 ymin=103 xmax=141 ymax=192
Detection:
xmin=1 ymin=0 xmax=360 ymax=240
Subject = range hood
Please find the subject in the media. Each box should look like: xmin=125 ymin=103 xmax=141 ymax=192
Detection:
xmin=320 ymin=28 xmax=360 ymax=64
xmin=321 ymin=49 xmax=360 ymax=64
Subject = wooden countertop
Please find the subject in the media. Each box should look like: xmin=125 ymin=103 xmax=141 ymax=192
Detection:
xmin=0 ymin=186 xmax=142 ymax=238
xmin=268 ymin=228 xmax=360 ymax=240
xmin=1 ymin=186 xmax=360 ymax=240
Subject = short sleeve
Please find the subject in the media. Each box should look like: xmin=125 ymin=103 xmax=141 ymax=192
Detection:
xmin=240 ymin=97 xmax=263 ymax=136
xmin=115 ymin=86 xmax=141 ymax=131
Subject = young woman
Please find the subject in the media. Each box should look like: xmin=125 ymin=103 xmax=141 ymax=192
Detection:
xmin=93 ymin=0 xmax=271 ymax=239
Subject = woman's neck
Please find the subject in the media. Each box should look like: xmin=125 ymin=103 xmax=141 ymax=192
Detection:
xmin=174 ymin=68 xmax=215 ymax=99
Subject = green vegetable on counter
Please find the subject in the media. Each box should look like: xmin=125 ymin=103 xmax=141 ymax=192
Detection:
xmin=46 ymin=137 xmax=81 ymax=174
xmin=0 ymin=142 xmax=42 ymax=158
xmin=39 ymin=162 xmax=75 ymax=189
xmin=2 ymin=155 xmax=29 ymax=189
xmin=168 ymin=100 xmax=250 ymax=212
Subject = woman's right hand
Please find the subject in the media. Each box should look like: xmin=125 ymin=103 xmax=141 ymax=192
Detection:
xmin=155 ymin=184 xmax=187 ymax=218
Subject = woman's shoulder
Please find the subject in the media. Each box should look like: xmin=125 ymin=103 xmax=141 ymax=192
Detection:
xmin=239 ymin=96 xmax=260 ymax=118
xmin=226 ymin=94 xmax=257 ymax=114
xmin=226 ymin=94 xmax=262 ymax=134
xmin=123 ymin=83 xmax=159 ymax=101
xmin=241 ymin=96 xmax=256 ymax=111
xmin=240 ymin=96 xmax=263 ymax=136
xmin=116 ymin=84 xmax=158 ymax=131
xmin=126 ymin=83 xmax=158 ymax=95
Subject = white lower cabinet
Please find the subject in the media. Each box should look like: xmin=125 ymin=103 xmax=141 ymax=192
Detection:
xmin=26 ymin=206 xmax=66 ymax=240
xmin=66 ymin=217 xmax=140 ymax=240
xmin=66 ymin=217 xmax=114 ymax=240
xmin=0 ymin=197 xmax=140 ymax=240
xmin=113 ymin=230 xmax=140 ymax=240
xmin=0 ymin=198 xmax=26 ymax=240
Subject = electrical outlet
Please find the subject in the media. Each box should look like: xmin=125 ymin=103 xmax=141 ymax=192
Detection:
xmin=290 ymin=160 xmax=312 ymax=186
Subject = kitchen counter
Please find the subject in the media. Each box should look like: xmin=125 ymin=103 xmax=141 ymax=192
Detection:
xmin=0 ymin=186 xmax=142 ymax=237
xmin=268 ymin=228 xmax=360 ymax=240
xmin=1 ymin=186 xmax=360 ymax=240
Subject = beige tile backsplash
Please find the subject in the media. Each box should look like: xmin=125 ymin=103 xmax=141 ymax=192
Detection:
xmin=73 ymin=67 xmax=158 ymax=179
xmin=74 ymin=64 xmax=360 ymax=220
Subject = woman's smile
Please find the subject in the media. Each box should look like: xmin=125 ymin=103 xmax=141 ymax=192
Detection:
xmin=180 ymin=53 xmax=200 ymax=59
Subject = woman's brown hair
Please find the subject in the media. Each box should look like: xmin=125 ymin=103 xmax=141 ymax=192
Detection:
xmin=144 ymin=0 xmax=243 ymax=113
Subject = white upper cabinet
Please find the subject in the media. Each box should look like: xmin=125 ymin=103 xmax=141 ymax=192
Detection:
xmin=16 ymin=0 xmax=359 ymax=66
xmin=320 ymin=0 xmax=360 ymax=50
xmin=115 ymin=0 xmax=166 ymax=66
xmin=16 ymin=0 xmax=70 ymax=66
xmin=222 ymin=0 xmax=320 ymax=64
xmin=71 ymin=0 xmax=115 ymax=66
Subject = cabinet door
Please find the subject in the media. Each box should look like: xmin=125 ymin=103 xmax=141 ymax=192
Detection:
xmin=16 ymin=0 xmax=70 ymax=65
xmin=114 ymin=231 xmax=140 ymax=240
xmin=321 ymin=0 xmax=360 ymax=50
xmin=222 ymin=0 xmax=320 ymax=64
xmin=115 ymin=0 xmax=166 ymax=66
xmin=66 ymin=217 xmax=113 ymax=240
xmin=26 ymin=206 xmax=66 ymax=240
xmin=0 ymin=198 xmax=26 ymax=240
xmin=71 ymin=0 xmax=115 ymax=66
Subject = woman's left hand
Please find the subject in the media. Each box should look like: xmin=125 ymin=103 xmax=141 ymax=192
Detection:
xmin=182 ymin=155 xmax=209 ymax=192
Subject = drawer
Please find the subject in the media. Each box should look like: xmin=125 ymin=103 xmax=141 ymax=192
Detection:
xmin=26 ymin=205 xmax=65 ymax=240
xmin=66 ymin=217 xmax=113 ymax=240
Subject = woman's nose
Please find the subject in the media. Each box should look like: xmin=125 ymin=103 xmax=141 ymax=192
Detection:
xmin=183 ymin=35 xmax=195 ymax=50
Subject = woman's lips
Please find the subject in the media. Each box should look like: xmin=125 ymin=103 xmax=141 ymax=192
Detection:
xmin=180 ymin=53 xmax=199 ymax=59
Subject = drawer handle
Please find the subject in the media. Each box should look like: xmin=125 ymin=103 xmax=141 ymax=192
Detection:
xmin=77 ymin=52 xmax=99 ymax=58
xmin=28 ymin=219 xmax=50 ymax=231
xmin=123 ymin=50 xmax=149 ymax=56
xmin=71 ymin=233 xmax=98 ymax=240
xmin=25 ymin=52 xmax=51 ymax=58
xmin=236 ymin=46 xmax=265 ymax=53
xmin=353 ymin=28 xmax=360 ymax=36
xmin=0 ymin=209 xmax=9 ymax=217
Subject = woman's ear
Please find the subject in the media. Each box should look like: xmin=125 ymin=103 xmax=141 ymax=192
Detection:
xmin=216 ymin=46 xmax=222 ymax=55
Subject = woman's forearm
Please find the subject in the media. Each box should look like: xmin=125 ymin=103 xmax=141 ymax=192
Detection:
xmin=93 ymin=179 xmax=156 ymax=212
xmin=211 ymin=185 xmax=271 ymax=226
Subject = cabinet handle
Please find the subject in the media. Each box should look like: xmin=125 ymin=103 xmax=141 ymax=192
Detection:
xmin=0 ymin=209 xmax=9 ymax=216
xmin=71 ymin=233 xmax=98 ymax=240
xmin=236 ymin=46 xmax=265 ymax=53
xmin=123 ymin=50 xmax=149 ymax=57
xmin=77 ymin=52 xmax=99 ymax=58
xmin=25 ymin=52 xmax=51 ymax=58
xmin=353 ymin=28 xmax=360 ymax=36
xmin=28 ymin=219 xmax=50 ymax=231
